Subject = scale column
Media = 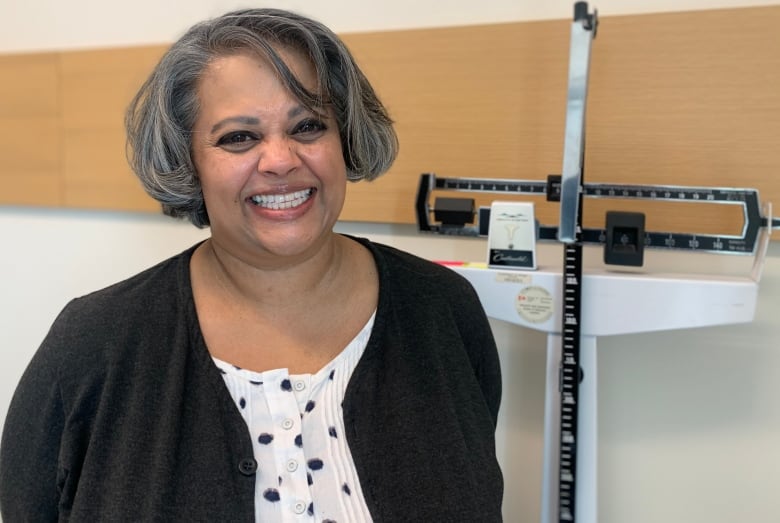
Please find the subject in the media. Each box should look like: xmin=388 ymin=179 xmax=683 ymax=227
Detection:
xmin=540 ymin=333 xmax=598 ymax=523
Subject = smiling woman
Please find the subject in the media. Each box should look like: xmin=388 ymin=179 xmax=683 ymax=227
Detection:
xmin=0 ymin=8 xmax=503 ymax=523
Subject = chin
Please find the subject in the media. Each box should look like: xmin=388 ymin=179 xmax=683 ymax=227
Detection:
xmin=255 ymin=229 xmax=332 ymax=259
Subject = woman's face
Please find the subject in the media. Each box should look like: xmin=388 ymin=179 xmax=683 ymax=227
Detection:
xmin=191 ymin=49 xmax=347 ymax=266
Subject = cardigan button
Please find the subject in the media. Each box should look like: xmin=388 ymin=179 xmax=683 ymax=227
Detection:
xmin=238 ymin=458 xmax=258 ymax=476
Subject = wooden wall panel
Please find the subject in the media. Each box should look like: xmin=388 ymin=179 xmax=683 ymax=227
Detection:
xmin=60 ymin=47 xmax=165 ymax=211
xmin=0 ymin=6 xmax=777 ymax=239
xmin=342 ymin=19 xmax=570 ymax=224
xmin=0 ymin=54 xmax=61 ymax=206
xmin=582 ymin=7 xmax=780 ymax=233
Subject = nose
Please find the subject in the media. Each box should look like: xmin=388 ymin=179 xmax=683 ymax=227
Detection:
xmin=256 ymin=135 xmax=300 ymax=176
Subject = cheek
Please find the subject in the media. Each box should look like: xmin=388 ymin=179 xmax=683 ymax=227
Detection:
xmin=313 ymin=150 xmax=348 ymax=181
xmin=199 ymin=155 xmax=257 ymax=192
xmin=301 ymin=134 xmax=347 ymax=175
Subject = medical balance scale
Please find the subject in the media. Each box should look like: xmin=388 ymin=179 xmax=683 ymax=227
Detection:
xmin=415 ymin=3 xmax=778 ymax=522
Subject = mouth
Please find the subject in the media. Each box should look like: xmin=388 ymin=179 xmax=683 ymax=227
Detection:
xmin=249 ymin=188 xmax=315 ymax=210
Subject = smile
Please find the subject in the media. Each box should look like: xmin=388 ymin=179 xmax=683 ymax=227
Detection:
xmin=249 ymin=189 xmax=314 ymax=210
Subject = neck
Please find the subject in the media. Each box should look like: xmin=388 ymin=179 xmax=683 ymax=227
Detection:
xmin=201 ymin=234 xmax=347 ymax=311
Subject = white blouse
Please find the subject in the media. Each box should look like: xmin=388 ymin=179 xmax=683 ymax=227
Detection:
xmin=212 ymin=312 xmax=375 ymax=523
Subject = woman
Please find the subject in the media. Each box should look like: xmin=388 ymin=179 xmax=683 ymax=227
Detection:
xmin=0 ymin=8 xmax=503 ymax=522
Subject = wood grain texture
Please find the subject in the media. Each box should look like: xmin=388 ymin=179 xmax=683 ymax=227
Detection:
xmin=0 ymin=6 xmax=777 ymax=238
xmin=59 ymin=47 xmax=165 ymax=211
xmin=0 ymin=54 xmax=61 ymax=206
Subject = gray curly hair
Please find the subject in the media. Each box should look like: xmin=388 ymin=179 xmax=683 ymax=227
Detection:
xmin=125 ymin=8 xmax=398 ymax=227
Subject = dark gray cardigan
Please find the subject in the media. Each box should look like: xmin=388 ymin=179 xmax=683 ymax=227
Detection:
xmin=0 ymin=237 xmax=503 ymax=522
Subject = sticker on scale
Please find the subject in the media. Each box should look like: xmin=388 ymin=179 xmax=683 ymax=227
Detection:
xmin=515 ymin=286 xmax=554 ymax=323
xmin=494 ymin=272 xmax=532 ymax=284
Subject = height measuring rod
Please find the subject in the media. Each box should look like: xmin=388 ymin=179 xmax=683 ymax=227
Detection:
xmin=556 ymin=3 xmax=597 ymax=521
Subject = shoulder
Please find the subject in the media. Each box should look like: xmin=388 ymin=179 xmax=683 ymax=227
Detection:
xmin=350 ymin=235 xmax=476 ymax=296
xmin=58 ymin=243 xmax=197 ymax=324
xmin=39 ymin=244 xmax=199 ymax=370
xmin=350 ymin=236 xmax=486 ymax=315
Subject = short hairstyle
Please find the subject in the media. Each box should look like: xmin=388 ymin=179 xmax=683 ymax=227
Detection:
xmin=125 ymin=8 xmax=399 ymax=227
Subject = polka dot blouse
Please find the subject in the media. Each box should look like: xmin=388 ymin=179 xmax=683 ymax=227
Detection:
xmin=212 ymin=312 xmax=375 ymax=522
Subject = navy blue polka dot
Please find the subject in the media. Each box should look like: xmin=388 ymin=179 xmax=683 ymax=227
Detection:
xmin=323 ymin=519 xmax=337 ymax=523
xmin=305 ymin=400 xmax=316 ymax=413
xmin=342 ymin=483 xmax=351 ymax=496
xmin=278 ymin=476 xmax=283 ymax=485
xmin=307 ymin=473 xmax=313 ymax=486
xmin=263 ymin=488 xmax=280 ymax=502
xmin=281 ymin=379 xmax=292 ymax=391
xmin=232 ymin=365 xmax=243 ymax=371
xmin=308 ymin=458 xmax=324 ymax=471
xmin=308 ymin=502 xmax=314 ymax=515
xmin=329 ymin=369 xmax=335 ymax=380
xmin=258 ymin=433 xmax=274 ymax=445
xmin=328 ymin=426 xmax=338 ymax=438
xmin=295 ymin=434 xmax=303 ymax=447
xmin=250 ymin=380 xmax=263 ymax=386
xmin=239 ymin=397 xmax=246 ymax=409
xmin=218 ymin=368 xmax=227 ymax=375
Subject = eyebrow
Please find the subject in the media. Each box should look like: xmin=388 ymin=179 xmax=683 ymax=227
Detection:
xmin=208 ymin=106 xmax=319 ymax=134
xmin=210 ymin=116 xmax=260 ymax=134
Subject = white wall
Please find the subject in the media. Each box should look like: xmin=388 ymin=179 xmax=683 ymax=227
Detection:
xmin=2 ymin=0 xmax=780 ymax=52
xmin=2 ymin=1 xmax=779 ymax=522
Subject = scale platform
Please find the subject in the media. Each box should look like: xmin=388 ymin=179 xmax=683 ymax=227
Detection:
xmin=445 ymin=227 xmax=769 ymax=523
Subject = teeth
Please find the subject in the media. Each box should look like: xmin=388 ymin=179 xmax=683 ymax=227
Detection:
xmin=250 ymin=189 xmax=313 ymax=210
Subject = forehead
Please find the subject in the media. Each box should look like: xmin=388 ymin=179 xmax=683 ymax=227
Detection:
xmin=202 ymin=46 xmax=318 ymax=92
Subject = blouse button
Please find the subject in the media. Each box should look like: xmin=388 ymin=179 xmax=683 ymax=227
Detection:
xmin=293 ymin=380 xmax=306 ymax=392
xmin=293 ymin=501 xmax=307 ymax=514
xmin=238 ymin=458 xmax=257 ymax=476
xmin=286 ymin=459 xmax=298 ymax=472
xmin=282 ymin=418 xmax=294 ymax=430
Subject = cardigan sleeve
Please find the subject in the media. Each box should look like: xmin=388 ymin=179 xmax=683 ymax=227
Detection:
xmin=0 ymin=320 xmax=68 ymax=522
xmin=456 ymin=278 xmax=502 ymax=427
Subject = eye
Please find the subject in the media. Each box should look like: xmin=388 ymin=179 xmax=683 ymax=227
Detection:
xmin=216 ymin=131 xmax=259 ymax=151
xmin=292 ymin=118 xmax=327 ymax=139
